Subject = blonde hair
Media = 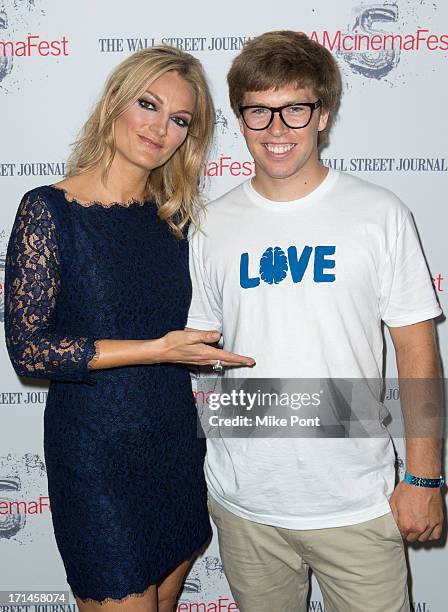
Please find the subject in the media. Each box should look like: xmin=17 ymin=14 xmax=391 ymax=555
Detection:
xmin=66 ymin=45 xmax=215 ymax=237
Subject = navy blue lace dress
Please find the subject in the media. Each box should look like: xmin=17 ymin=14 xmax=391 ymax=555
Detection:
xmin=4 ymin=186 xmax=211 ymax=603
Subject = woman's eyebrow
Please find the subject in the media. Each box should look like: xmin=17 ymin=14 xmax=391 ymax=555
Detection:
xmin=144 ymin=90 xmax=193 ymax=115
xmin=144 ymin=89 xmax=163 ymax=104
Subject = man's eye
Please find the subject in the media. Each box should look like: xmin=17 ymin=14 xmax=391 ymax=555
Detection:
xmin=138 ymin=99 xmax=156 ymax=111
xmin=251 ymin=107 xmax=269 ymax=115
xmin=172 ymin=117 xmax=190 ymax=128
xmin=287 ymin=105 xmax=306 ymax=113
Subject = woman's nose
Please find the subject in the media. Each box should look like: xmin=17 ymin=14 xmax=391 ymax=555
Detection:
xmin=150 ymin=113 xmax=168 ymax=137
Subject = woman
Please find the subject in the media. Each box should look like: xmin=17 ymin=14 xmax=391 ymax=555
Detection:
xmin=4 ymin=46 xmax=254 ymax=611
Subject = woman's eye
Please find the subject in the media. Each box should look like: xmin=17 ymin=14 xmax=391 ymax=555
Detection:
xmin=138 ymin=99 xmax=156 ymax=111
xmin=172 ymin=116 xmax=190 ymax=129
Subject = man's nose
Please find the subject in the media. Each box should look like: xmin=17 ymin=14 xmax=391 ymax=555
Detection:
xmin=268 ymin=111 xmax=288 ymax=135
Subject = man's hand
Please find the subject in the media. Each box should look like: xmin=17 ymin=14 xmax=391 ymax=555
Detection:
xmin=388 ymin=320 xmax=444 ymax=543
xmin=389 ymin=480 xmax=444 ymax=542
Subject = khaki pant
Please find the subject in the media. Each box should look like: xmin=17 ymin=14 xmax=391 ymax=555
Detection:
xmin=208 ymin=496 xmax=411 ymax=612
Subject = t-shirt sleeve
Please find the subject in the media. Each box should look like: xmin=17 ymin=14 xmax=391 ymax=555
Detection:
xmin=380 ymin=211 xmax=442 ymax=327
xmin=186 ymin=226 xmax=223 ymax=332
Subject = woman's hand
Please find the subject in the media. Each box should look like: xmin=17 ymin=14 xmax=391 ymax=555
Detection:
xmin=86 ymin=332 xmax=255 ymax=371
xmin=154 ymin=329 xmax=255 ymax=367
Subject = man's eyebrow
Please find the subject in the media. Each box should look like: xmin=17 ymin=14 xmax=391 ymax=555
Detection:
xmin=245 ymin=100 xmax=305 ymax=107
xmin=144 ymin=90 xmax=193 ymax=115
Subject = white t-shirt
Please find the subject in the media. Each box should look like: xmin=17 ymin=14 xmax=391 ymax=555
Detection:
xmin=187 ymin=169 xmax=442 ymax=529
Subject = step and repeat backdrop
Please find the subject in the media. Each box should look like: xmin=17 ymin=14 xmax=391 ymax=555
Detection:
xmin=0 ymin=0 xmax=447 ymax=610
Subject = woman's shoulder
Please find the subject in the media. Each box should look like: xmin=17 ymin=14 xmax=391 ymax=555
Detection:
xmin=15 ymin=185 xmax=68 ymax=230
xmin=20 ymin=184 xmax=64 ymax=207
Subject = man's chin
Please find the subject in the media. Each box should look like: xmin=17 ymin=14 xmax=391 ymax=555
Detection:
xmin=256 ymin=167 xmax=299 ymax=181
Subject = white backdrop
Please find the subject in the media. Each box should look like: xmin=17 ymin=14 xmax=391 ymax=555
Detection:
xmin=0 ymin=1 xmax=446 ymax=610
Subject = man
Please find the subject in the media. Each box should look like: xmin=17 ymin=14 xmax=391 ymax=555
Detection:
xmin=187 ymin=31 xmax=444 ymax=612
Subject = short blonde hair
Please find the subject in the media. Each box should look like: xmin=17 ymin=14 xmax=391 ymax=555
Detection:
xmin=66 ymin=45 xmax=215 ymax=237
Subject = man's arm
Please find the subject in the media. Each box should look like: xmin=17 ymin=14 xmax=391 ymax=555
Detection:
xmin=388 ymin=319 xmax=444 ymax=542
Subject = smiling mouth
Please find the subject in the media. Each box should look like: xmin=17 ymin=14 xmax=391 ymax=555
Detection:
xmin=138 ymin=135 xmax=163 ymax=149
xmin=263 ymin=143 xmax=296 ymax=155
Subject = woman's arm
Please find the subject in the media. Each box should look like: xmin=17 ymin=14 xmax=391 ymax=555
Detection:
xmin=5 ymin=193 xmax=97 ymax=382
xmin=4 ymin=193 xmax=253 ymax=380
xmin=88 ymin=331 xmax=254 ymax=370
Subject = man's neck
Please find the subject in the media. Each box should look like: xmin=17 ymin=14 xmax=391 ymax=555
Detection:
xmin=252 ymin=163 xmax=329 ymax=202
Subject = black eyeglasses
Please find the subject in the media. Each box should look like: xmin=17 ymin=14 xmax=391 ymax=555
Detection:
xmin=239 ymin=100 xmax=322 ymax=130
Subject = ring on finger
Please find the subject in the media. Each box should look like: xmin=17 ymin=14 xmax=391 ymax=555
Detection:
xmin=212 ymin=360 xmax=223 ymax=372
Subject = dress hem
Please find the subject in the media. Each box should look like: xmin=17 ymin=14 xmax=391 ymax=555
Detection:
xmin=70 ymin=528 xmax=212 ymax=605
xmin=73 ymin=582 xmax=153 ymax=606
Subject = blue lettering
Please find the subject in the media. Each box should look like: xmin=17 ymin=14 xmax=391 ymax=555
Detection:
xmin=259 ymin=246 xmax=288 ymax=285
xmin=287 ymin=245 xmax=313 ymax=283
xmin=240 ymin=252 xmax=260 ymax=289
xmin=239 ymin=245 xmax=336 ymax=288
xmin=314 ymin=246 xmax=336 ymax=282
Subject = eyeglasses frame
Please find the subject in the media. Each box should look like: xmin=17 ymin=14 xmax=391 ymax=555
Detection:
xmin=238 ymin=99 xmax=323 ymax=131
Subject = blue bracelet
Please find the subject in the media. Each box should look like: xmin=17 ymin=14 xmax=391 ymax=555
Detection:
xmin=404 ymin=472 xmax=445 ymax=488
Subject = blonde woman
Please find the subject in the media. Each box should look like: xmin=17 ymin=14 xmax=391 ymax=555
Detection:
xmin=4 ymin=46 xmax=254 ymax=611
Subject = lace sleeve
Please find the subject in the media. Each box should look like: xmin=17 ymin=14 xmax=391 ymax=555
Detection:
xmin=4 ymin=192 xmax=97 ymax=383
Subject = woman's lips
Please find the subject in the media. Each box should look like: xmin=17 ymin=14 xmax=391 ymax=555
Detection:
xmin=138 ymin=135 xmax=163 ymax=149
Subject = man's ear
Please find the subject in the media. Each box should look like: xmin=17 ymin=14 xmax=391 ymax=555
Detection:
xmin=318 ymin=109 xmax=330 ymax=132
xmin=238 ymin=115 xmax=245 ymax=135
